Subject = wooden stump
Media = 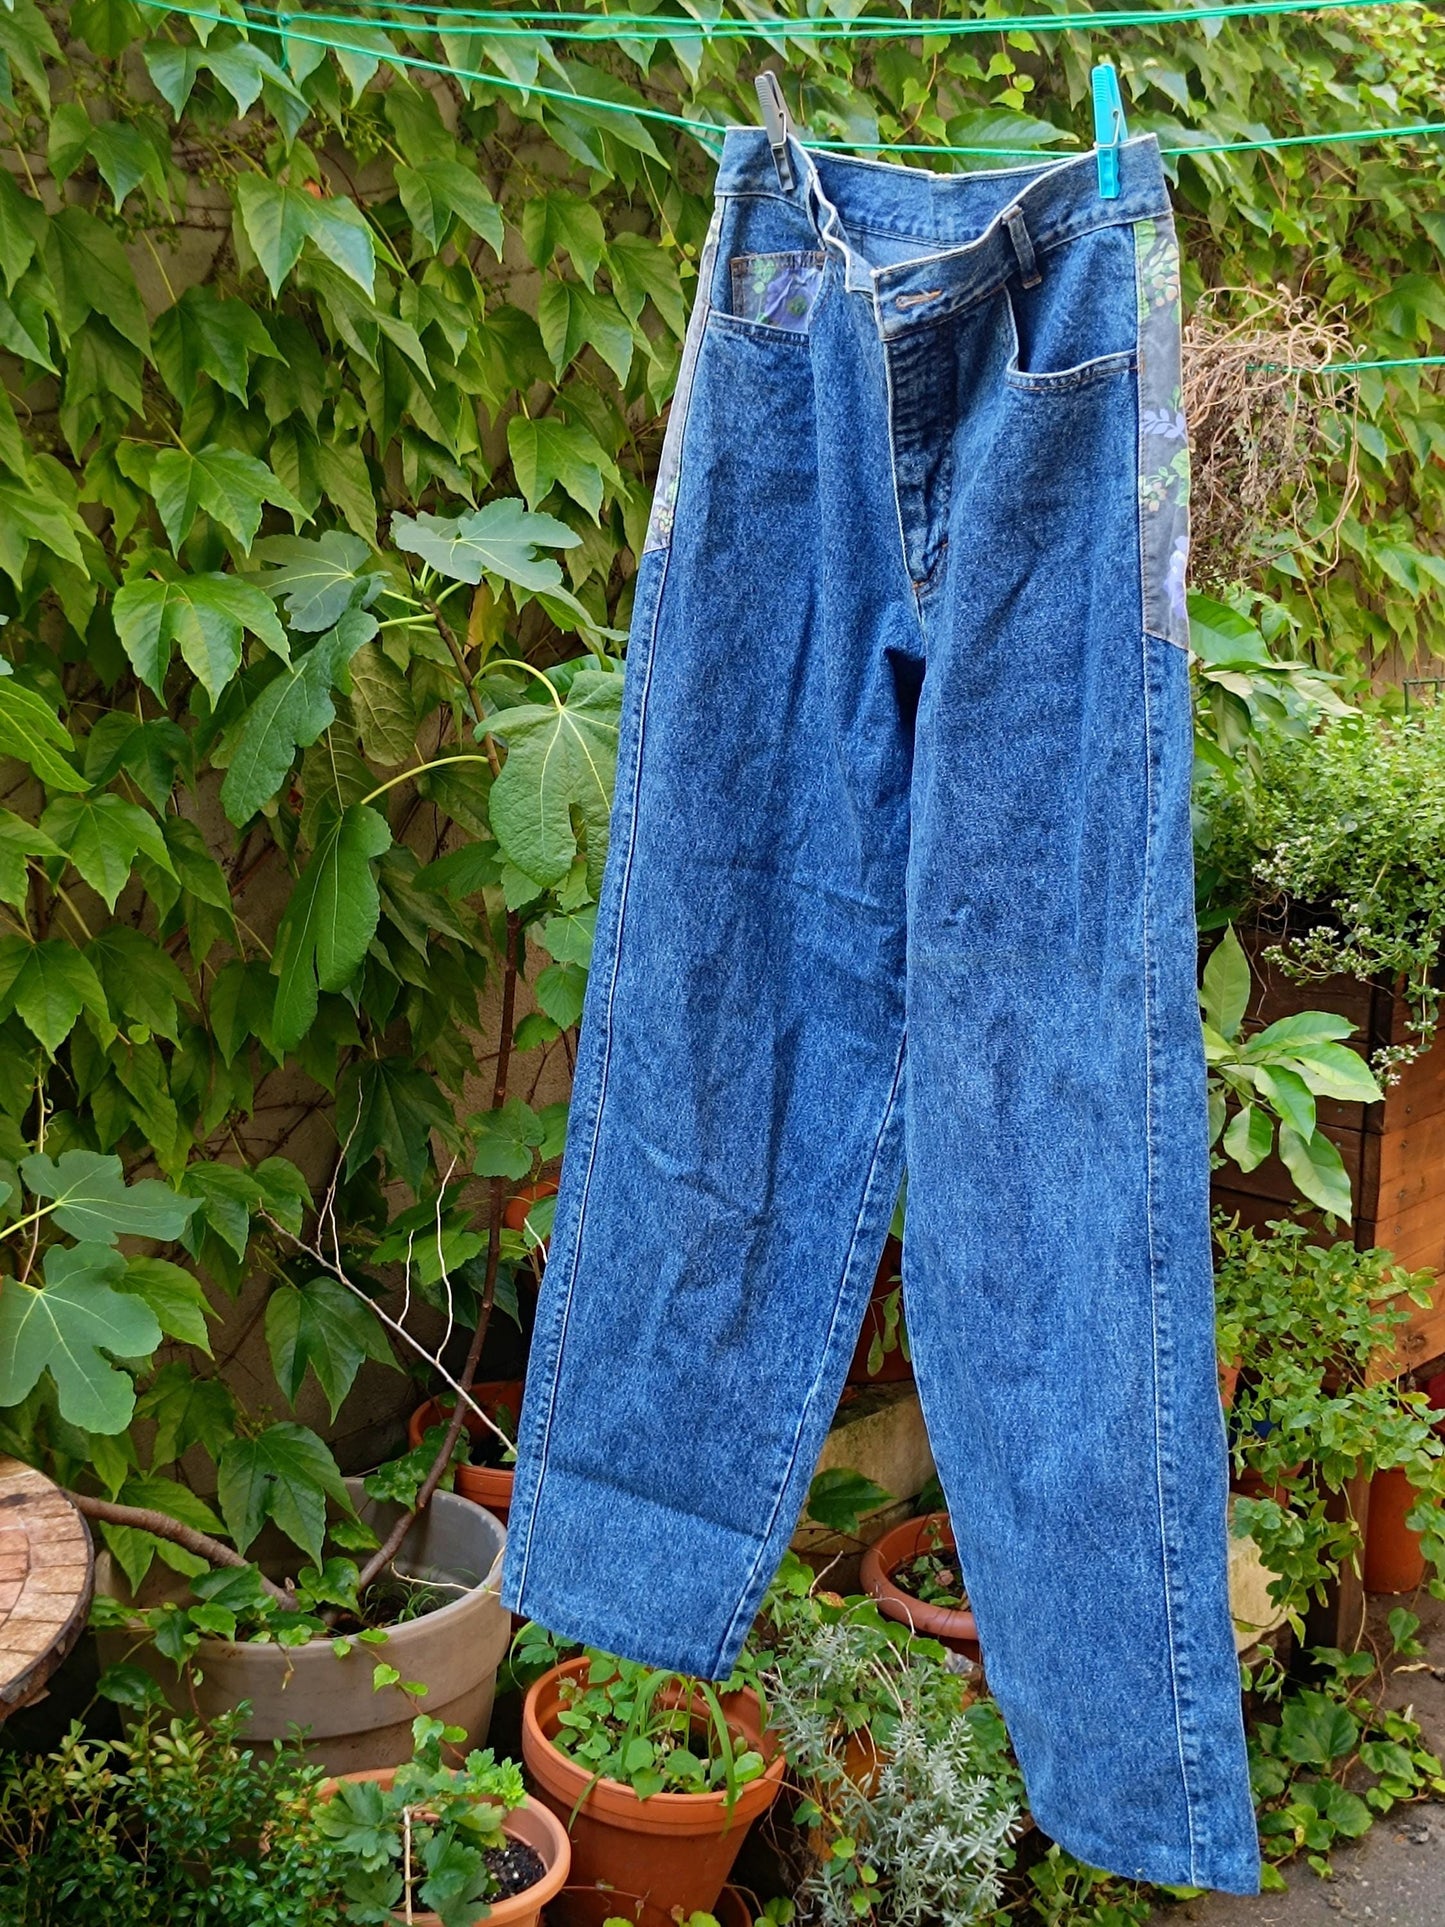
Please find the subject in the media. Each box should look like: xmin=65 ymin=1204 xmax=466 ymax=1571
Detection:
xmin=0 ymin=1455 xmax=93 ymax=1721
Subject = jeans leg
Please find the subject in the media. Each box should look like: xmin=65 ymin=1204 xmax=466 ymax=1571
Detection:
xmin=902 ymin=324 xmax=1257 ymax=1894
xmin=503 ymin=219 xmax=919 ymax=1678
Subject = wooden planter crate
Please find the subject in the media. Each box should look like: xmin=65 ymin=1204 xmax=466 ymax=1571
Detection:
xmin=1209 ymin=929 xmax=1445 ymax=1382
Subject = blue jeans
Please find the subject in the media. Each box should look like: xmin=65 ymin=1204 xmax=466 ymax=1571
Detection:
xmin=503 ymin=131 xmax=1258 ymax=1895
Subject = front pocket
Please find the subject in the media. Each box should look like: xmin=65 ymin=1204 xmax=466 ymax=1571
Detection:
xmin=729 ymin=251 xmax=825 ymax=333
xmin=1004 ymin=348 xmax=1136 ymax=394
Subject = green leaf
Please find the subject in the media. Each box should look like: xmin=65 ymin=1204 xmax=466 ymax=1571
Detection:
xmin=348 ymin=642 xmax=417 ymax=765
xmin=216 ymin=1421 xmax=351 ymax=1565
xmin=534 ymin=960 xmax=587 ymax=1029
xmin=507 ymin=415 xmax=614 ymax=520
xmin=272 ymin=802 xmax=392 ymax=1050
xmin=1200 ymin=927 xmax=1251 ymax=1040
xmin=471 ymin=1096 xmax=543 ymax=1181
xmin=220 ymin=608 xmax=377 ymax=825
xmin=42 ymin=206 xmax=149 ymax=351
xmin=265 ymin=1275 xmax=394 ymax=1419
xmin=1254 ymin=1064 xmax=1317 ymax=1140
xmin=235 ymin=176 xmax=375 ymax=298
xmin=0 ymin=1241 xmax=161 ymax=1433
xmin=537 ymin=906 xmax=596 ymax=968
xmin=88 ymin=121 xmax=167 ymax=212
xmin=114 ymin=574 xmax=290 ymax=703
xmin=0 ymin=171 xmax=44 ymax=294
xmin=1221 ymin=1103 xmax=1273 ymax=1173
xmin=337 ymin=1057 xmax=450 ymax=1191
xmin=805 ymin=1467 xmax=892 ymax=1535
xmin=391 ymin=497 xmax=580 ymax=590
xmin=607 ymin=231 xmax=686 ymax=336
xmin=138 ymin=1361 xmax=237 ymax=1467
xmin=522 ymin=192 xmax=606 ymax=288
xmin=118 ymin=1257 xmax=214 ymax=1355
xmin=0 ymin=937 xmax=110 ymax=1053
xmin=151 ymin=446 xmax=305 ymax=555
xmin=19 ymin=1149 xmax=200 ymax=1243
xmin=1278 ymin=1125 xmax=1353 ymax=1220
xmin=41 ymin=792 xmax=175 ymax=912
xmin=0 ymin=679 xmax=85 ymax=791
xmin=180 ymin=1162 xmax=260 ymax=1261
xmin=248 ymin=531 xmax=382 ymax=633
xmin=537 ymin=279 xmax=634 ymax=384
xmin=487 ymin=670 xmax=622 ymax=889
xmin=154 ymin=287 xmax=279 ymax=404
xmin=395 ymin=159 xmax=502 ymax=256
xmin=0 ymin=480 xmax=84 ymax=574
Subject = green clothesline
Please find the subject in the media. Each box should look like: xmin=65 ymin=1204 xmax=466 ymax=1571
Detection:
xmin=124 ymin=0 xmax=1445 ymax=374
xmin=258 ymin=0 xmax=1425 ymax=40
xmin=140 ymin=0 xmax=1445 ymax=159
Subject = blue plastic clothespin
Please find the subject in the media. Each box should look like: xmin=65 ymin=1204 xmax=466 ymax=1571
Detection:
xmin=1091 ymin=62 xmax=1127 ymax=200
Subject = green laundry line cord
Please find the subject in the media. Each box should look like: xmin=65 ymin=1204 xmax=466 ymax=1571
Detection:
xmin=133 ymin=0 xmax=1445 ymax=161
xmin=113 ymin=1 xmax=1445 ymax=373
xmin=250 ymin=0 xmax=1428 ymax=41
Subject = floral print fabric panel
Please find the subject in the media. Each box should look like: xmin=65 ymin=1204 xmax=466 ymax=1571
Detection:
xmin=644 ymin=209 xmax=721 ymax=554
xmin=730 ymin=252 xmax=826 ymax=332
xmin=1134 ymin=215 xmax=1191 ymax=649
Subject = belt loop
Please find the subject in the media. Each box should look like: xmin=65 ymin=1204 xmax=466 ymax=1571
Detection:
xmin=1005 ymin=207 xmax=1042 ymax=289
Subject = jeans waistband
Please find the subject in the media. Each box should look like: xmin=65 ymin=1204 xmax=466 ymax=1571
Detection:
xmin=715 ymin=130 xmax=1172 ymax=333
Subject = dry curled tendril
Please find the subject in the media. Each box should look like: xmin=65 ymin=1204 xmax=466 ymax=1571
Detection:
xmin=1183 ymin=287 xmax=1362 ymax=590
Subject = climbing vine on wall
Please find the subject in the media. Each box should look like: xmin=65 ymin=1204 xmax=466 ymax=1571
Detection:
xmin=0 ymin=1 xmax=1439 ymax=1545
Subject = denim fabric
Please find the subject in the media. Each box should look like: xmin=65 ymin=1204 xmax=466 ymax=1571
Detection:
xmin=502 ymin=131 xmax=1259 ymax=1896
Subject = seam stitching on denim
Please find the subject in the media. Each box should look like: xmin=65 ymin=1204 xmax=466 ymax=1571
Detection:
xmin=508 ymin=546 xmax=677 ymax=1602
xmin=709 ymin=1036 xmax=908 ymax=1674
xmin=708 ymin=311 xmax=815 ymax=348
xmin=874 ymin=280 xmax=926 ymax=615
xmin=1140 ymin=624 xmax=1202 ymax=1884
xmin=1005 ymin=352 xmax=1137 ymax=393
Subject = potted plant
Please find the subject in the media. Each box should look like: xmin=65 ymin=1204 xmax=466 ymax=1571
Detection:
xmin=318 ymin=1715 xmax=571 ymax=1927
xmin=847 ymin=1237 xmax=912 ymax=1387
xmin=859 ymin=1513 xmax=980 ymax=1661
xmin=409 ymin=1382 xmax=525 ymax=1523
xmin=513 ymin=1633 xmax=784 ymax=1927
xmin=754 ymin=1554 xmax=1022 ymax=1927
xmin=94 ymin=1474 xmax=510 ymax=1775
xmin=1214 ymin=1216 xmax=1445 ymax=1623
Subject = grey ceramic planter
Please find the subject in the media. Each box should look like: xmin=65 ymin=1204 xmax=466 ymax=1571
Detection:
xmin=96 ymin=1480 xmax=509 ymax=1774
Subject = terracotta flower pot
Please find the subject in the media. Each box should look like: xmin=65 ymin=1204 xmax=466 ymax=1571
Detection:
xmin=504 ymin=1179 xmax=560 ymax=1235
xmin=321 ymin=1772 xmax=571 ymax=1927
xmin=859 ymin=1512 xmax=981 ymax=1661
xmin=1218 ymin=1358 xmax=1241 ymax=1410
xmin=847 ymin=1236 xmax=912 ymax=1385
xmin=1364 ymin=1467 xmax=1428 ymax=1594
xmin=408 ymin=1379 xmax=526 ymax=1523
xmin=521 ymin=1658 xmax=784 ymax=1927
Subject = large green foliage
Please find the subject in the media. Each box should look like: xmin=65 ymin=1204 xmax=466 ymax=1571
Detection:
xmin=0 ymin=3 xmax=1436 ymax=1563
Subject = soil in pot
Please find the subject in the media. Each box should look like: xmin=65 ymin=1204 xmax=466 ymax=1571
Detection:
xmin=522 ymin=1658 xmax=784 ymax=1927
xmin=95 ymin=1481 xmax=510 ymax=1775
xmin=860 ymin=1512 xmax=981 ymax=1662
xmin=323 ymin=1771 xmax=570 ymax=1927
xmin=408 ymin=1378 xmax=525 ymax=1523
xmin=1363 ymin=1466 xmax=1428 ymax=1594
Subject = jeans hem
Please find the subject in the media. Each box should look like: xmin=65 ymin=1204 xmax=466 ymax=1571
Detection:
xmin=1029 ymin=1800 xmax=1262 ymax=1898
xmin=499 ymin=1578 xmax=747 ymax=1684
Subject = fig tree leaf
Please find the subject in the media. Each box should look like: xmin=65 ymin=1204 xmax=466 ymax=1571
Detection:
xmin=0 ymin=1241 xmax=162 ymax=1434
xmin=19 ymin=1148 xmax=201 ymax=1243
